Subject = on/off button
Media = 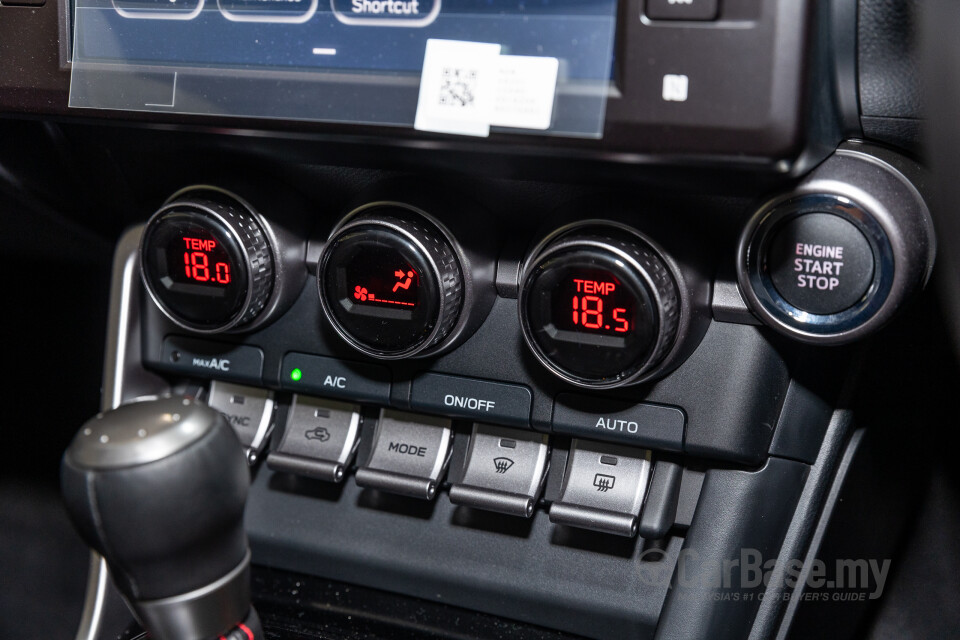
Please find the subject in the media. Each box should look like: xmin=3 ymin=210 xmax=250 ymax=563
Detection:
xmin=409 ymin=373 xmax=532 ymax=427
xmin=767 ymin=213 xmax=876 ymax=316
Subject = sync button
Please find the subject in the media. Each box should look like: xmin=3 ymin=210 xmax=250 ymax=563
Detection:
xmin=207 ymin=380 xmax=275 ymax=465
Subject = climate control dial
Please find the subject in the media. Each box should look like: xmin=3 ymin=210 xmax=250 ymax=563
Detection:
xmin=317 ymin=205 xmax=464 ymax=359
xmin=519 ymin=225 xmax=681 ymax=389
xmin=140 ymin=189 xmax=275 ymax=333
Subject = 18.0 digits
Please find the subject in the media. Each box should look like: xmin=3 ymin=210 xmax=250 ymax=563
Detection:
xmin=182 ymin=236 xmax=231 ymax=285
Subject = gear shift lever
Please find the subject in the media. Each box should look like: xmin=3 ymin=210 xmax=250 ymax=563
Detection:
xmin=61 ymin=396 xmax=261 ymax=640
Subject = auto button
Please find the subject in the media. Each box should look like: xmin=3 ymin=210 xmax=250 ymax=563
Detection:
xmin=355 ymin=409 xmax=452 ymax=500
xmin=448 ymin=425 xmax=549 ymax=517
xmin=266 ymin=395 xmax=362 ymax=483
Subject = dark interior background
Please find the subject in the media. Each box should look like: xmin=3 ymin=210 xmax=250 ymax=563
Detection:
xmin=0 ymin=116 xmax=958 ymax=638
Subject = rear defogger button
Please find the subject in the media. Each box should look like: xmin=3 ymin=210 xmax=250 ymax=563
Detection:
xmin=767 ymin=213 xmax=875 ymax=315
xmin=355 ymin=409 xmax=452 ymax=500
xmin=549 ymin=439 xmax=653 ymax=537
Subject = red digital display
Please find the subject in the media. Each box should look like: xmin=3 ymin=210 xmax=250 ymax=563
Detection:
xmin=180 ymin=236 xmax=232 ymax=285
xmin=325 ymin=229 xmax=439 ymax=353
xmin=144 ymin=209 xmax=250 ymax=329
xmin=524 ymin=246 xmax=657 ymax=382
xmin=550 ymin=273 xmax=635 ymax=340
xmin=350 ymin=263 xmax=420 ymax=311
xmin=569 ymin=278 xmax=631 ymax=333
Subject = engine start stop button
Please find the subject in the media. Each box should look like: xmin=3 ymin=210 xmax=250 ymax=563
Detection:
xmin=767 ymin=213 xmax=875 ymax=315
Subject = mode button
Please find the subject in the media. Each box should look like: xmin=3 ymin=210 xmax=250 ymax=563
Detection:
xmin=355 ymin=409 xmax=453 ymax=500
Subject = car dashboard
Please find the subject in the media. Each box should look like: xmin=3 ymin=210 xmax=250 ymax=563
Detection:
xmin=1 ymin=1 xmax=958 ymax=639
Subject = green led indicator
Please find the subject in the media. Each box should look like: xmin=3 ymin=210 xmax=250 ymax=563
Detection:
xmin=290 ymin=368 xmax=303 ymax=382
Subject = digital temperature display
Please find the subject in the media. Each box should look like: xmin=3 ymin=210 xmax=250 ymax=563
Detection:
xmin=141 ymin=209 xmax=249 ymax=330
xmin=170 ymin=233 xmax=233 ymax=288
xmin=553 ymin=276 xmax=633 ymax=340
xmin=524 ymin=249 xmax=657 ymax=382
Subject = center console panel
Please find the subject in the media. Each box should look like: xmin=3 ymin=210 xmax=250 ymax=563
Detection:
xmin=0 ymin=0 xmax=931 ymax=636
xmin=105 ymin=139 xmax=912 ymax=638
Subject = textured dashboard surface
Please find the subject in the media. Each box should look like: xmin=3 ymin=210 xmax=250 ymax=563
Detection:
xmin=859 ymin=0 xmax=923 ymax=119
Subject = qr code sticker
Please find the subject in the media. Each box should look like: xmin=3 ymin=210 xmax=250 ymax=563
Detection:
xmin=438 ymin=68 xmax=478 ymax=108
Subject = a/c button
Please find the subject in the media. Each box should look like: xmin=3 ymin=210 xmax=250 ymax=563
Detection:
xmin=281 ymin=352 xmax=391 ymax=405
xmin=410 ymin=373 xmax=532 ymax=427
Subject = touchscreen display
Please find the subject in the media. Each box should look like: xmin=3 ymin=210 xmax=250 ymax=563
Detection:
xmin=69 ymin=0 xmax=618 ymax=138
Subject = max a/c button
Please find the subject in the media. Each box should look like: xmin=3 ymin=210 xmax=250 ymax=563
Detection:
xmin=160 ymin=336 xmax=264 ymax=386
xmin=410 ymin=373 xmax=532 ymax=427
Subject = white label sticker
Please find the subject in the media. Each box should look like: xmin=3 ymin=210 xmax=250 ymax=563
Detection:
xmin=414 ymin=39 xmax=502 ymax=137
xmin=414 ymin=39 xmax=559 ymax=137
xmin=489 ymin=55 xmax=560 ymax=130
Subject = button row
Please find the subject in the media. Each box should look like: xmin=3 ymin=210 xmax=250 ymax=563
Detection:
xmin=266 ymin=394 xmax=665 ymax=538
xmin=159 ymin=338 xmax=686 ymax=452
xmin=206 ymin=379 xmax=673 ymax=537
xmin=111 ymin=0 xmax=441 ymax=26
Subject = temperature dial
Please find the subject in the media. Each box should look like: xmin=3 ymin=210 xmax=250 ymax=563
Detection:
xmin=520 ymin=226 xmax=681 ymax=388
xmin=140 ymin=191 xmax=275 ymax=333
xmin=318 ymin=206 xmax=464 ymax=359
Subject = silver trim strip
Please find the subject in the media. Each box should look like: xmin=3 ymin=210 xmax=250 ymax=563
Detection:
xmin=247 ymin=393 xmax=276 ymax=464
xmin=74 ymin=555 xmax=110 ymax=640
xmin=76 ymin=226 xmax=169 ymax=640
